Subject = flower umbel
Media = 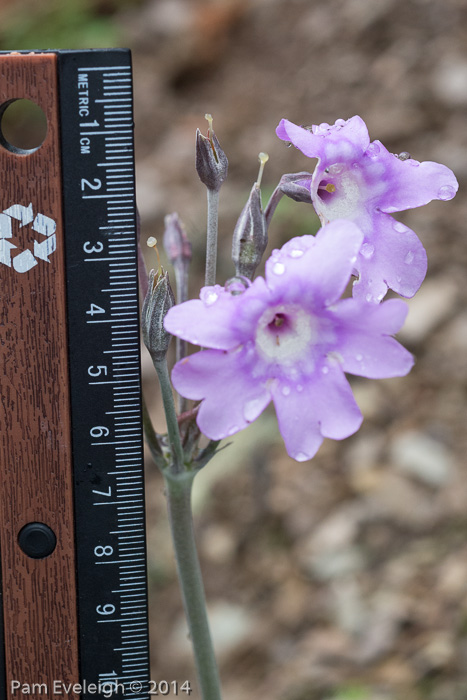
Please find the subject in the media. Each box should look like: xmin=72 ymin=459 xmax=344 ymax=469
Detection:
xmin=276 ymin=116 xmax=459 ymax=302
xmin=164 ymin=220 xmax=413 ymax=461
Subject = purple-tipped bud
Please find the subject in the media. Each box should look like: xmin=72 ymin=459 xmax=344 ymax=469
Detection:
xmin=232 ymin=183 xmax=267 ymax=280
xmin=279 ymin=171 xmax=313 ymax=203
xmin=195 ymin=117 xmax=228 ymax=192
xmin=141 ymin=268 xmax=175 ymax=362
xmin=163 ymin=213 xmax=192 ymax=266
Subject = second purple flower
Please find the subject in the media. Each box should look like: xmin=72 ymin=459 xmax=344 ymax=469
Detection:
xmin=276 ymin=116 xmax=458 ymax=303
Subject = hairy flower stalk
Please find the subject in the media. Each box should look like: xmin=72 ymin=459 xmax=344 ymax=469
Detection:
xmin=141 ymin=235 xmax=222 ymax=698
xmin=196 ymin=114 xmax=228 ymax=286
xmin=264 ymin=171 xmax=314 ymax=227
xmin=276 ymin=116 xmax=458 ymax=302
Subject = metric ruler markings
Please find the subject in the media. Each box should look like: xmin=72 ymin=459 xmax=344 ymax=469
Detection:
xmin=58 ymin=50 xmax=150 ymax=699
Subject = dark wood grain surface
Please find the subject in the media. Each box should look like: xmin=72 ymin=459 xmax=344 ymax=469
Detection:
xmin=0 ymin=53 xmax=80 ymax=698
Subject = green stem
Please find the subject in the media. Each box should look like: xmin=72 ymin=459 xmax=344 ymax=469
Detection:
xmin=205 ymin=189 xmax=219 ymax=287
xmin=164 ymin=470 xmax=222 ymax=700
xmin=154 ymin=357 xmax=185 ymax=473
xmin=264 ymin=184 xmax=284 ymax=228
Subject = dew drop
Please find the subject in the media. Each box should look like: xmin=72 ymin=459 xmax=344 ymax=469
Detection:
xmin=289 ymin=248 xmax=304 ymax=258
xmin=294 ymin=451 xmax=309 ymax=462
xmin=397 ymin=151 xmax=411 ymax=161
xmin=393 ymin=221 xmax=408 ymax=233
xmin=404 ymin=251 xmax=414 ymax=265
xmin=355 ymin=353 xmax=363 ymax=362
xmin=366 ymin=142 xmax=380 ymax=157
xmin=282 ymin=385 xmax=291 ymax=396
xmin=360 ymin=242 xmax=375 ymax=259
xmin=224 ymin=275 xmax=251 ymax=295
xmin=272 ymin=262 xmax=285 ymax=275
xmin=244 ymin=397 xmax=265 ymax=422
xmin=365 ymin=293 xmax=373 ymax=302
xmin=201 ymin=289 xmax=219 ymax=306
xmin=328 ymin=163 xmax=344 ymax=175
xmin=335 ymin=118 xmax=346 ymax=128
xmin=438 ymin=185 xmax=456 ymax=201
xmin=321 ymin=366 xmax=329 ymax=375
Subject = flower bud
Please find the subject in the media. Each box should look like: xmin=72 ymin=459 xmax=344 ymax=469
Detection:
xmin=279 ymin=171 xmax=313 ymax=203
xmin=231 ymin=182 xmax=267 ymax=280
xmin=195 ymin=114 xmax=228 ymax=192
xmin=141 ymin=268 xmax=175 ymax=362
xmin=163 ymin=213 xmax=192 ymax=267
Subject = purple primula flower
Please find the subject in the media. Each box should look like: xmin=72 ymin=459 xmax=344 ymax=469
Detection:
xmin=276 ymin=116 xmax=458 ymax=303
xmin=164 ymin=221 xmax=414 ymax=462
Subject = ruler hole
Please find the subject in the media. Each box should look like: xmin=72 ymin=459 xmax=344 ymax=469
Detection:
xmin=0 ymin=99 xmax=47 ymax=154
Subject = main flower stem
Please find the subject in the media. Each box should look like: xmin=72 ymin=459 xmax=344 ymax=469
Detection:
xmin=205 ymin=188 xmax=219 ymax=287
xmin=164 ymin=470 xmax=223 ymax=700
xmin=154 ymin=357 xmax=185 ymax=473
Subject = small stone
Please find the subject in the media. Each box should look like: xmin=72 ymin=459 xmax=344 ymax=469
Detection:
xmin=398 ymin=275 xmax=458 ymax=344
xmin=390 ymin=430 xmax=454 ymax=488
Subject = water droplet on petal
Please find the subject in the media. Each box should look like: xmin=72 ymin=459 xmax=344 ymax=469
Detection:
xmin=201 ymin=289 xmax=219 ymax=306
xmin=360 ymin=243 xmax=375 ymax=259
xmin=355 ymin=353 xmax=363 ymax=362
xmin=404 ymin=251 xmax=414 ymax=265
xmin=397 ymin=151 xmax=411 ymax=161
xmin=365 ymin=293 xmax=373 ymax=302
xmin=321 ymin=366 xmax=329 ymax=375
xmin=272 ymin=262 xmax=285 ymax=275
xmin=224 ymin=275 xmax=251 ymax=295
xmin=244 ymin=397 xmax=266 ymax=422
xmin=393 ymin=221 xmax=408 ymax=233
xmin=282 ymin=385 xmax=291 ymax=396
xmin=228 ymin=424 xmax=239 ymax=436
xmin=366 ymin=142 xmax=380 ymax=157
xmin=335 ymin=118 xmax=346 ymax=128
xmin=289 ymin=248 xmax=304 ymax=258
xmin=328 ymin=163 xmax=344 ymax=175
xmin=294 ymin=451 xmax=309 ymax=462
xmin=438 ymin=185 xmax=456 ymax=201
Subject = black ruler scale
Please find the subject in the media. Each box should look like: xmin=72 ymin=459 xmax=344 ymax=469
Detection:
xmin=59 ymin=50 xmax=150 ymax=697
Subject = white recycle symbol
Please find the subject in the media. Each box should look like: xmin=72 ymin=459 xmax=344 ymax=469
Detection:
xmin=0 ymin=203 xmax=56 ymax=273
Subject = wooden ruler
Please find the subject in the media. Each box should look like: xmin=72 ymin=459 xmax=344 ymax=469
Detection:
xmin=0 ymin=50 xmax=149 ymax=699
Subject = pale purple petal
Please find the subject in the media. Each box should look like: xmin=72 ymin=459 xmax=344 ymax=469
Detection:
xmin=265 ymin=220 xmax=363 ymax=306
xmin=330 ymin=298 xmax=414 ymax=378
xmin=171 ymin=349 xmax=271 ymax=440
xmin=352 ymin=214 xmax=427 ymax=302
xmin=272 ymin=365 xmax=362 ymax=461
xmin=368 ymin=141 xmax=459 ymax=213
xmin=164 ymin=286 xmax=241 ymax=349
xmin=276 ymin=117 xmax=370 ymax=163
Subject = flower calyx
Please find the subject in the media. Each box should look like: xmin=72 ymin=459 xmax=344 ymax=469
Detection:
xmin=141 ymin=267 xmax=175 ymax=363
xmin=195 ymin=113 xmax=228 ymax=192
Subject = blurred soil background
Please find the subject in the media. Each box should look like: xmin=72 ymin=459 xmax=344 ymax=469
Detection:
xmin=2 ymin=1 xmax=467 ymax=698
